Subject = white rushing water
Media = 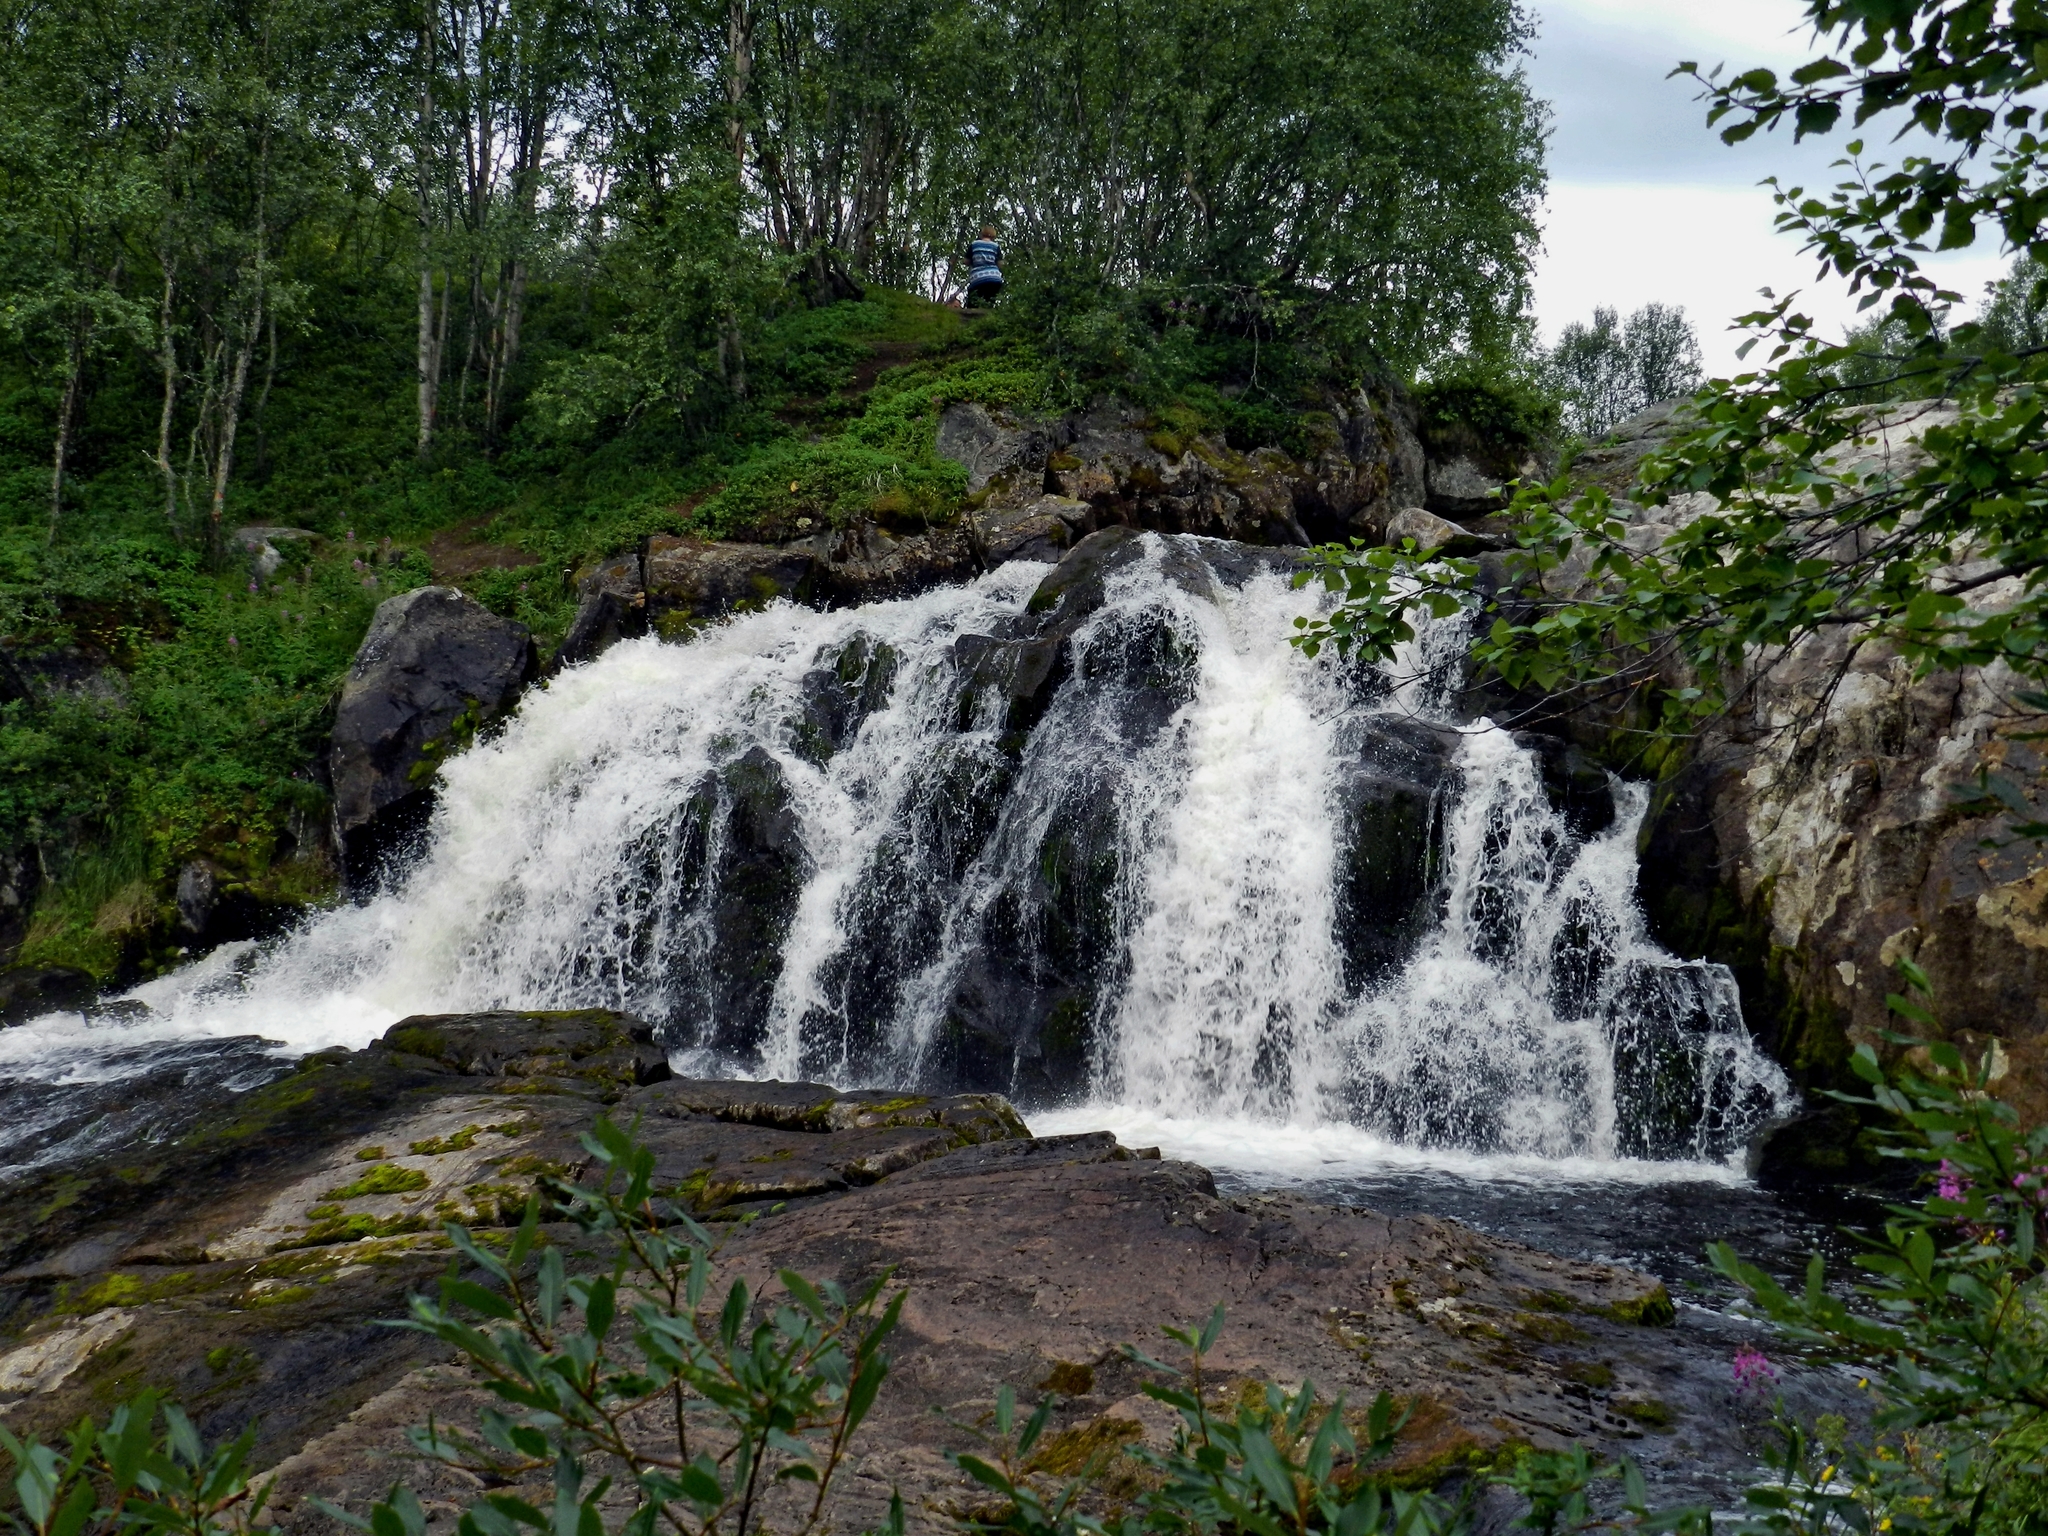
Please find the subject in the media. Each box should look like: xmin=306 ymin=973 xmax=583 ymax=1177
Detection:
xmin=3 ymin=535 xmax=1795 ymax=1177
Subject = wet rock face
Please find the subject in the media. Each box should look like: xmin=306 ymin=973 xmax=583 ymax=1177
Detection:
xmin=0 ymin=964 xmax=94 ymax=1025
xmin=329 ymin=587 xmax=537 ymax=880
xmin=0 ymin=1007 xmax=1705 ymax=1526
xmin=1553 ymin=403 xmax=2048 ymax=1138
xmin=1331 ymin=717 xmax=1461 ymax=990
xmin=659 ymin=747 xmax=811 ymax=1060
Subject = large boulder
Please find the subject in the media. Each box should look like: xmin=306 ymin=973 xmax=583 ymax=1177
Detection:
xmin=934 ymin=389 xmax=1428 ymax=548
xmin=329 ymin=586 xmax=537 ymax=878
xmin=936 ymin=401 xmax=1053 ymax=496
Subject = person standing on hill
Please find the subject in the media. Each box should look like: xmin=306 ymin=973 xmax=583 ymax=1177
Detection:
xmin=965 ymin=226 xmax=1003 ymax=308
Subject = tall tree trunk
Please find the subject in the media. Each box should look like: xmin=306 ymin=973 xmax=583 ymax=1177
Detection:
xmin=720 ymin=0 xmax=754 ymax=398
xmin=416 ymin=11 xmax=440 ymax=460
xmin=156 ymin=259 xmax=178 ymax=530
xmin=487 ymin=256 xmax=525 ymax=437
xmin=210 ymin=282 xmax=263 ymax=547
xmin=48 ymin=335 xmax=82 ymax=546
xmin=726 ymin=0 xmax=752 ymax=175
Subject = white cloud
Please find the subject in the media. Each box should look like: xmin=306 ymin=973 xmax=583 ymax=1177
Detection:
xmin=1533 ymin=183 xmax=2011 ymax=373
xmin=1524 ymin=1 xmax=2019 ymax=372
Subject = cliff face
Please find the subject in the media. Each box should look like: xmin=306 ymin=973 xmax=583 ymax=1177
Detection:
xmin=1570 ymin=406 xmax=2048 ymax=1138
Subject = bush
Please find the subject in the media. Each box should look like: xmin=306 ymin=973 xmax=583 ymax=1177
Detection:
xmin=1710 ymin=958 xmax=2048 ymax=1535
xmin=1413 ymin=358 xmax=1561 ymax=466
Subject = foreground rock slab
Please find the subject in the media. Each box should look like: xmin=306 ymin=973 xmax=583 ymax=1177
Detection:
xmin=2 ymin=1011 xmax=1693 ymax=1529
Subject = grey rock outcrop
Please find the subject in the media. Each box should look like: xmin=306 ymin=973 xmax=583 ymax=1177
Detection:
xmin=1426 ymin=455 xmax=1509 ymax=517
xmin=231 ymin=526 xmax=319 ymax=584
xmin=554 ymin=552 xmax=646 ymax=668
xmin=936 ymin=401 xmax=1052 ymax=495
xmin=1553 ymin=403 xmax=2048 ymax=1135
xmin=329 ymin=587 xmax=537 ymax=876
xmin=174 ymin=861 xmax=217 ymax=937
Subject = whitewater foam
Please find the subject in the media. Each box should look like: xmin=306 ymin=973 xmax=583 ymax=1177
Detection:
xmin=4 ymin=535 xmax=1795 ymax=1182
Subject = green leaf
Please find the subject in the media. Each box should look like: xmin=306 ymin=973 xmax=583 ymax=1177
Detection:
xmin=1238 ymin=1423 xmax=1299 ymax=1513
xmin=442 ymin=1278 xmax=517 ymax=1321
xmin=584 ymin=1275 xmax=616 ymax=1342
xmin=718 ymin=1279 xmax=748 ymax=1350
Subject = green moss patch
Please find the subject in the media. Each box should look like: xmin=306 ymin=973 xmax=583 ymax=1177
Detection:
xmin=274 ymin=1212 xmax=430 ymax=1250
xmin=1027 ymin=1414 xmax=1144 ymax=1478
xmin=409 ymin=1122 xmax=523 ymax=1155
xmin=1596 ymin=1286 xmax=1675 ymax=1327
xmin=321 ymin=1163 xmax=431 ymax=1200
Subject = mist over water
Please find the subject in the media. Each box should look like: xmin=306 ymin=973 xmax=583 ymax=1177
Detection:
xmin=1 ymin=536 xmax=1795 ymax=1180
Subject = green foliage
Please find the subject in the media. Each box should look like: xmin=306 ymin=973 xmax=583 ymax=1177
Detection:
xmin=1 ymin=526 xmax=419 ymax=974
xmin=325 ymin=1115 xmax=907 ymax=1536
xmin=1708 ymin=960 xmax=2048 ymax=1535
xmin=951 ymin=1304 xmax=1708 ymax=1536
xmin=927 ymin=0 xmax=1547 ymax=372
xmin=1415 ymin=356 xmax=1561 ymax=461
xmin=1972 ymin=254 xmax=2048 ymax=356
xmin=0 ymin=1393 xmax=273 ymax=1536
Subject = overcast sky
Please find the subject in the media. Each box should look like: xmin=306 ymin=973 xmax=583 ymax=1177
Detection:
xmin=1524 ymin=0 xmax=2012 ymax=371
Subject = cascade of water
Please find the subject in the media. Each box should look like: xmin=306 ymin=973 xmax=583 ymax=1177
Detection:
xmin=3 ymin=533 xmax=1794 ymax=1176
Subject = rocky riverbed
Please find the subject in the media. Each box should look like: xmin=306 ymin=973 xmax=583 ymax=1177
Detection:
xmin=0 ymin=1009 xmax=1772 ymax=1531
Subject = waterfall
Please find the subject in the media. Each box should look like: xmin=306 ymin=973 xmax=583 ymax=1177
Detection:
xmin=4 ymin=533 xmax=1794 ymax=1175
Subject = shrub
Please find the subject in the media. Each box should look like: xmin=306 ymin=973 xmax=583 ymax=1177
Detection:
xmin=1710 ymin=959 xmax=2048 ymax=1535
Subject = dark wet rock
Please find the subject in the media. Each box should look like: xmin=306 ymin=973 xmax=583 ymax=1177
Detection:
xmin=789 ymin=635 xmax=902 ymax=766
xmin=554 ymin=552 xmax=646 ymax=668
xmin=1519 ymin=733 xmax=1617 ymax=843
xmin=1332 ymin=718 xmax=1461 ymax=989
xmin=952 ymin=634 xmax=1068 ymax=733
xmin=329 ymin=586 xmax=538 ymax=880
xmin=175 ymin=861 xmax=217 ymax=937
xmin=656 ymin=747 xmax=810 ymax=1061
xmin=0 ymin=964 xmax=95 ymax=1025
xmin=377 ymin=1010 xmax=673 ymax=1090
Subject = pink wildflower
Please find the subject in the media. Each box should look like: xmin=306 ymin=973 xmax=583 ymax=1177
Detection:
xmin=227 ymin=634 xmax=239 ymax=649
xmin=1937 ymin=1159 xmax=1970 ymax=1203
xmin=1732 ymin=1346 xmax=1777 ymax=1396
